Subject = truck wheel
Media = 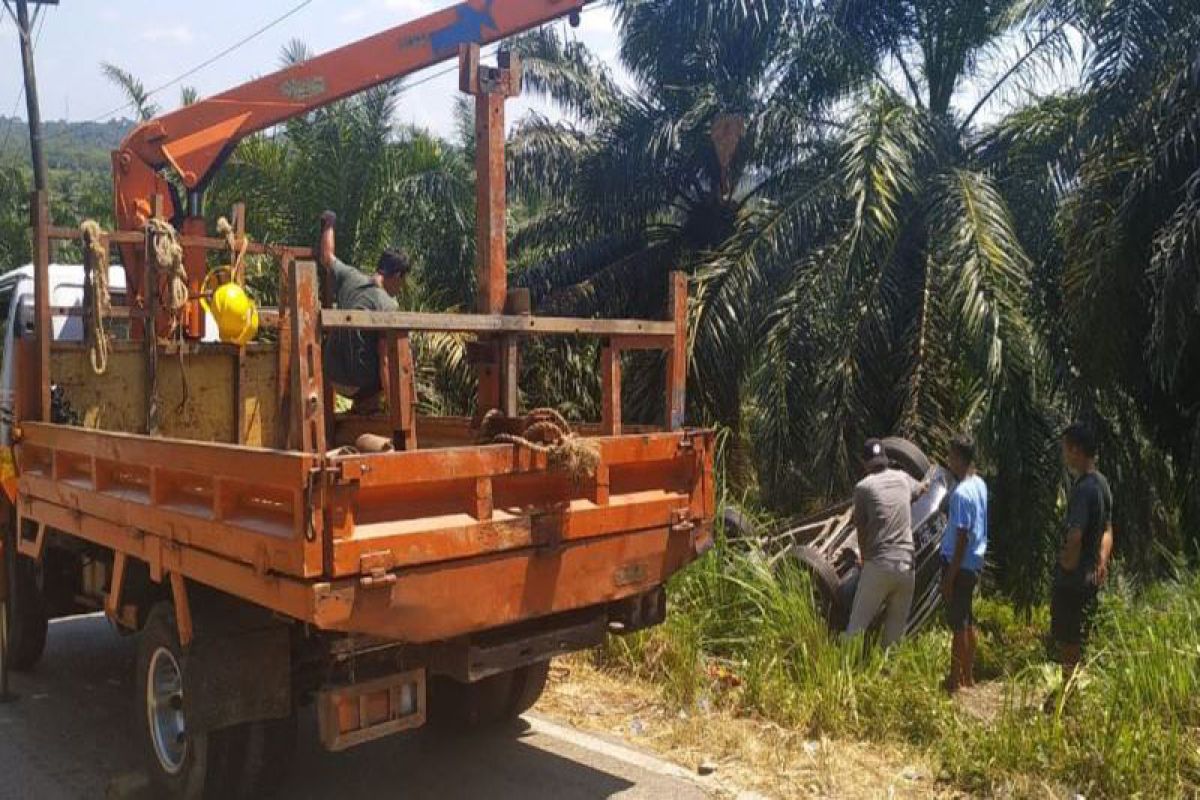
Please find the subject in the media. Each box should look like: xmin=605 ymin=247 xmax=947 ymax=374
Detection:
xmin=136 ymin=603 xmax=247 ymax=800
xmin=721 ymin=506 xmax=758 ymax=541
xmin=4 ymin=524 xmax=47 ymax=671
xmin=782 ymin=545 xmax=847 ymax=631
xmin=881 ymin=437 xmax=931 ymax=480
xmin=429 ymin=661 xmax=550 ymax=730
xmin=507 ymin=660 xmax=550 ymax=718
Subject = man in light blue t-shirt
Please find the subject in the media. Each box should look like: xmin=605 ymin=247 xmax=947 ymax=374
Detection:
xmin=940 ymin=433 xmax=988 ymax=694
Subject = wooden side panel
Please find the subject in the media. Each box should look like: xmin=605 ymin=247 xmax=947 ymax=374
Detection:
xmin=242 ymin=348 xmax=280 ymax=448
xmin=51 ymin=346 xmax=278 ymax=447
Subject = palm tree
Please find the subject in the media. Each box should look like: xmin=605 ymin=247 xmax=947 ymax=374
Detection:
xmin=0 ymin=164 xmax=31 ymax=269
xmin=708 ymin=1 xmax=1080 ymax=600
xmin=101 ymin=63 xmax=160 ymax=122
xmin=508 ymin=0 xmax=822 ymax=432
xmin=1050 ymin=0 xmax=1200 ymax=566
xmin=514 ymin=1 xmax=1075 ymax=600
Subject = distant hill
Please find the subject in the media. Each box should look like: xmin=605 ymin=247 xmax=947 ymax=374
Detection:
xmin=0 ymin=117 xmax=135 ymax=172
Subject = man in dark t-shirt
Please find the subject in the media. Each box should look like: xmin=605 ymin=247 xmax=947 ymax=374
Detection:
xmin=1052 ymin=422 xmax=1114 ymax=683
xmin=318 ymin=211 xmax=410 ymax=413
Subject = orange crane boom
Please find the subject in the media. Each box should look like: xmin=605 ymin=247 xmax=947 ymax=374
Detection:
xmin=111 ymin=0 xmax=588 ymax=321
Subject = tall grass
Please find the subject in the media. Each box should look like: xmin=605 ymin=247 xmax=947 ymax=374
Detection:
xmin=942 ymin=578 xmax=1200 ymax=797
xmin=597 ymin=530 xmax=1200 ymax=797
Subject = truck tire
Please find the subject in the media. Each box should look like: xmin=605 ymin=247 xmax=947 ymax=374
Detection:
xmin=4 ymin=524 xmax=47 ymax=671
xmin=721 ymin=506 xmax=758 ymax=541
xmin=507 ymin=660 xmax=551 ymax=718
xmin=881 ymin=437 xmax=931 ymax=480
xmin=136 ymin=603 xmax=247 ymax=800
xmin=429 ymin=661 xmax=550 ymax=731
xmin=782 ymin=545 xmax=848 ymax=631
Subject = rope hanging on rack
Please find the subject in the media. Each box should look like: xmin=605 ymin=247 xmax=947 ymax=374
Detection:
xmin=216 ymin=216 xmax=248 ymax=286
xmin=480 ymin=407 xmax=600 ymax=482
xmin=80 ymin=220 xmax=111 ymax=375
xmin=146 ymin=217 xmax=189 ymax=332
xmin=145 ymin=217 xmax=190 ymax=412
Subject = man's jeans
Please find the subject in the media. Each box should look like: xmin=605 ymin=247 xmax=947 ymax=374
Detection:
xmin=845 ymin=560 xmax=915 ymax=648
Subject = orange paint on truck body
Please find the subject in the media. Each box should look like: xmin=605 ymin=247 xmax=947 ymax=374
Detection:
xmin=16 ymin=422 xmax=713 ymax=643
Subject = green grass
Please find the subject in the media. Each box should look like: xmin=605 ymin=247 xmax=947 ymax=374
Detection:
xmin=595 ymin=527 xmax=1200 ymax=797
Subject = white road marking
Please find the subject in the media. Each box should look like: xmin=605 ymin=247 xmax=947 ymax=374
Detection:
xmin=525 ymin=713 xmax=705 ymax=784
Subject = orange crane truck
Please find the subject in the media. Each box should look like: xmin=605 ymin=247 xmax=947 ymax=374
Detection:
xmin=0 ymin=2 xmax=715 ymax=796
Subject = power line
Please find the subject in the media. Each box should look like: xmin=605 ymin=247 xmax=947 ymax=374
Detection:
xmin=44 ymin=0 xmax=315 ymax=139
xmin=34 ymin=0 xmax=608 ymax=150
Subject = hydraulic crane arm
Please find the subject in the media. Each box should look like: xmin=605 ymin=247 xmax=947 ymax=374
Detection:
xmin=112 ymin=0 xmax=588 ymax=230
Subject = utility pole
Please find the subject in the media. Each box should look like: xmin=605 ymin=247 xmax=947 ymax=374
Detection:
xmin=7 ymin=0 xmax=51 ymax=192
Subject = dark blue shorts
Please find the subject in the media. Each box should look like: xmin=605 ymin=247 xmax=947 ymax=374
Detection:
xmin=942 ymin=561 xmax=978 ymax=632
xmin=1051 ymin=576 xmax=1098 ymax=646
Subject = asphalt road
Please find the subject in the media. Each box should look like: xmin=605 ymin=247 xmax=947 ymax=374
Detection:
xmin=0 ymin=614 xmax=711 ymax=800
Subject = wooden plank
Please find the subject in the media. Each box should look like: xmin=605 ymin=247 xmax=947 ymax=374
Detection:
xmin=665 ymin=272 xmax=688 ymax=431
xmin=19 ymin=473 xmax=313 ymax=578
xmin=321 ymin=309 xmax=676 ymax=338
xmin=601 ymin=345 xmax=621 ymax=436
xmin=276 ymin=256 xmax=295 ymax=450
xmin=313 ymin=526 xmax=697 ymax=643
xmin=333 ymin=490 xmax=690 ymax=575
xmin=333 ymin=414 xmax=662 ymax=449
xmin=235 ymin=347 xmax=248 ymax=444
xmin=501 ymin=336 xmax=519 ymax=417
xmin=48 ymin=306 xmax=135 ymax=319
xmin=181 ymin=216 xmax=208 ymax=339
xmin=46 ymin=225 xmax=313 ymax=259
xmin=385 ymin=332 xmax=418 ymax=451
xmin=145 ymin=198 xmax=163 ymax=435
xmin=170 ymin=572 xmax=194 ymax=647
xmin=19 ymin=423 xmax=312 ymax=487
xmin=475 ymin=344 xmax=500 ymax=420
xmin=474 ymin=91 xmax=508 ymax=315
xmin=331 ymin=432 xmax=692 ymax=489
xmin=104 ymin=551 xmax=127 ymax=620
xmin=51 ymin=347 xmax=277 ymax=447
xmin=290 ymin=261 xmax=327 ymax=455
xmin=21 ymin=496 xmax=316 ymax=619
xmin=31 ymin=190 xmax=50 ymax=421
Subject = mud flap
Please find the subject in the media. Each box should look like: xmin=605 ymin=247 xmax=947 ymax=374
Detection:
xmin=183 ymin=625 xmax=291 ymax=734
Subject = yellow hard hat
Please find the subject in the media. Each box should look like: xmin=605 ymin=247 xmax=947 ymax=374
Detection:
xmin=201 ymin=270 xmax=259 ymax=345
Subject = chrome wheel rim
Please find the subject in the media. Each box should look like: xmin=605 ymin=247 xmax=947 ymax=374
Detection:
xmin=147 ymin=646 xmax=187 ymax=775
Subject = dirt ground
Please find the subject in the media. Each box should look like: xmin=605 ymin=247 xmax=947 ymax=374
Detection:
xmin=536 ymin=658 xmax=961 ymax=800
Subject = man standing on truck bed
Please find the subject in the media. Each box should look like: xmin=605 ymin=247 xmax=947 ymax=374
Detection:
xmin=318 ymin=210 xmax=411 ymax=414
xmin=846 ymin=439 xmax=928 ymax=648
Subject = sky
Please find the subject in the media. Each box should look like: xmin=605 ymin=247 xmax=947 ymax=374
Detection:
xmin=0 ymin=0 xmax=622 ymax=136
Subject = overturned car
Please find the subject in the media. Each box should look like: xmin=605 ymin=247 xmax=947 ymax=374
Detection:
xmin=726 ymin=438 xmax=951 ymax=638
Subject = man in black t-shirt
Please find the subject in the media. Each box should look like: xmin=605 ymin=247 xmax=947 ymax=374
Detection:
xmin=1052 ymin=422 xmax=1114 ymax=683
xmin=317 ymin=212 xmax=411 ymax=414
